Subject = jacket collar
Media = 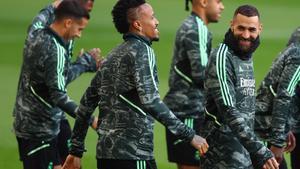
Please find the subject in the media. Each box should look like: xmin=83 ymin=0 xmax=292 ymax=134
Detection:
xmin=45 ymin=26 xmax=68 ymax=50
xmin=123 ymin=33 xmax=152 ymax=46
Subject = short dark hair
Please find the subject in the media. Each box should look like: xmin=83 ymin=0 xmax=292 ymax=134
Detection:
xmin=54 ymin=0 xmax=90 ymax=21
xmin=112 ymin=0 xmax=146 ymax=34
xmin=234 ymin=5 xmax=260 ymax=18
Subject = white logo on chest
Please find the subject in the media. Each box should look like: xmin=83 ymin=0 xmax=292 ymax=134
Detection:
xmin=240 ymin=78 xmax=255 ymax=87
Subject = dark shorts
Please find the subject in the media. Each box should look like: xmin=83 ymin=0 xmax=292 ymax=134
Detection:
xmin=97 ymin=159 xmax=157 ymax=169
xmin=17 ymin=136 xmax=60 ymax=169
xmin=166 ymin=117 xmax=203 ymax=166
xmin=17 ymin=119 xmax=72 ymax=169
xmin=291 ymin=132 xmax=300 ymax=169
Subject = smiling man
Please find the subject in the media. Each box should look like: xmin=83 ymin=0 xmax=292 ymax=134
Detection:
xmin=13 ymin=1 xmax=97 ymax=169
xmin=62 ymin=0 xmax=209 ymax=169
xmin=202 ymin=5 xmax=278 ymax=169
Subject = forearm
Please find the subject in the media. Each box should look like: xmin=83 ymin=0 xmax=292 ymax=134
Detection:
xmin=145 ymin=98 xmax=195 ymax=142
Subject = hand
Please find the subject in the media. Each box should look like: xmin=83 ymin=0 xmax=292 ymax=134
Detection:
xmin=87 ymin=48 xmax=102 ymax=69
xmin=190 ymin=135 xmax=209 ymax=156
xmin=62 ymin=155 xmax=81 ymax=169
xmin=91 ymin=116 xmax=98 ymax=130
xmin=284 ymin=131 xmax=296 ymax=152
xmin=269 ymin=145 xmax=284 ymax=163
xmin=262 ymin=157 xmax=279 ymax=169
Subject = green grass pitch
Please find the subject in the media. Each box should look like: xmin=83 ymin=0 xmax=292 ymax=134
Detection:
xmin=0 ymin=0 xmax=298 ymax=168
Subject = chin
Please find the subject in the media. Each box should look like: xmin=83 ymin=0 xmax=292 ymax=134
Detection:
xmin=151 ymin=37 xmax=159 ymax=42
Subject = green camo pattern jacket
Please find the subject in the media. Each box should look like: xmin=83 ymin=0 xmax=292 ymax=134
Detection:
xmin=204 ymin=43 xmax=273 ymax=168
xmin=164 ymin=12 xmax=212 ymax=118
xmin=69 ymin=33 xmax=195 ymax=160
xmin=256 ymin=30 xmax=300 ymax=147
xmin=13 ymin=5 xmax=97 ymax=141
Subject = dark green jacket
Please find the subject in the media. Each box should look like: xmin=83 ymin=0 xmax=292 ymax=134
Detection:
xmin=70 ymin=34 xmax=195 ymax=160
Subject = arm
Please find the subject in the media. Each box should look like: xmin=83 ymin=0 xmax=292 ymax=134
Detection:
xmin=28 ymin=0 xmax=62 ymax=36
xmin=176 ymin=24 xmax=208 ymax=88
xmin=44 ymin=43 xmax=77 ymax=118
xmin=69 ymin=72 xmax=101 ymax=157
xmin=62 ymin=72 xmax=101 ymax=169
xmin=270 ymin=51 xmax=300 ymax=148
xmin=206 ymin=45 xmax=273 ymax=167
xmin=185 ymin=22 xmax=208 ymax=88
xmin=66 ymin=47 xmax=101 ymax=84
xmin=134 ymin=45 xmax=195 ymax=142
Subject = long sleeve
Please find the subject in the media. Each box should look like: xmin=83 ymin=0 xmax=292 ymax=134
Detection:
xmin=43 ymin=42 xmax=77 ymax=117
xmin=183 ymin=17 xmax=209 ymax=88
xmin=28 ymin=5 xmax=55 ymax=36
xmin=134 ymin=44 xmax=195 ymax=142
xmin=66 ymin=50 xmax=98 ymax=85
xmin=270 ymin=48 xmax=300 ymax=147
xmin=205 ymin=44 xmax=272 ymax=166
xmin=69 ymin=72 xmax=101 ymax=157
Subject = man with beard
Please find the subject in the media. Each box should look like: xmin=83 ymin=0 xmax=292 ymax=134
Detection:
xmin=202 ymin=5 xmax=278 ymax=169
xmin=255 ymin=26 xmax=300 ymax=169
xmin=62 ymin=0 xmax=209 ymax=169
xmin=163 ymin=0 xmax=224 ymax=169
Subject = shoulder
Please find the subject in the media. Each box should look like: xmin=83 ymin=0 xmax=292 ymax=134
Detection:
xmin=284 ymin=43 xmax=300 ymax=63
xmin=211 ymin=43 xmax=231 ymax=58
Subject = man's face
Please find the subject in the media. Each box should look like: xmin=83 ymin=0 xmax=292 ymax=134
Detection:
xmin=65 ymin=18 xmax=89 ymax=40
xmin=230 ymin=13 xmax=262 ymax=52
xmin=137 ymin=3 xmax=159 ymax=41
xmin=206 ymin=0 xmax=224 ymax=23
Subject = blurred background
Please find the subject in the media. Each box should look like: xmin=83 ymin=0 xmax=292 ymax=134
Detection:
xmin=0 ymin=0 xmax=298 ymax=168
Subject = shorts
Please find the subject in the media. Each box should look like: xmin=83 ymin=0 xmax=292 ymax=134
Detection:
xmin=166 ymin=117 xmax=203 ymax=166
xmin=97 ymin=159 xmax=157 ymax=169
xmin=17 ymin=136 xmax=60 ymax=169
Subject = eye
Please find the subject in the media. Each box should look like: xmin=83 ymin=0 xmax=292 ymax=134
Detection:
xmin=249 ymin=28 xmax=257 ymax=32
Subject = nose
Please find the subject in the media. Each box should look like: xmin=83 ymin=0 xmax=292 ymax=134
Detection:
xmin=241 ymin=30 xmax=250 ymax=39
xmin=220 ymin=3 xmax=225 ymax=10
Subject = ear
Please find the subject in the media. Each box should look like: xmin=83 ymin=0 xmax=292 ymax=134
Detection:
xmin=64 ymin=18 xmax=73 ymax=29
xmin=199 ymin=0 xmax=208 ymax=7
xmin=132 ymin=20 xmax=142 ymax=32
xmin=258 ymin=23 xmax=263 ymax=33
xmin=230 ymin=20 xmax=234 ymax=31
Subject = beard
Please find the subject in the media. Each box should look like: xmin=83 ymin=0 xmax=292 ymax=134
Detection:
xmin=223 ymin=29 xmax=260 ymax=60
xmin=151 ymin=37 xmax=159 ymax=42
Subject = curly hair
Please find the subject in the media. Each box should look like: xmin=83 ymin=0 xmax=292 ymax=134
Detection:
xmin=112 ymin=0 xmax=146 ymax=34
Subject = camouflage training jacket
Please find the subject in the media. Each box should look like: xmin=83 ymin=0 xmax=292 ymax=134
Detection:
xmin=205 ymin=43 xmax=272 ymax=164
xmin=164 ymin=12 xmax=212 ymax=118
xmin=13 ymin=10 xmax=97 ymax=141
xmin=70 ymin=33 xmax=195 ymax=160
xmin=256 ymin=42 xmax=300 ymax=147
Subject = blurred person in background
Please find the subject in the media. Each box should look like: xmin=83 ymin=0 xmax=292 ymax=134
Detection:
xmin=255 ymin=26 xmax=300 ymax=169
xmin=163 ymin=0 xmax=224 ymax=169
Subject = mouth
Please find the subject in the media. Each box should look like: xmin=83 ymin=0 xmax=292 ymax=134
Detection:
xmin=239 ymin=40 xmax=251 ymax=46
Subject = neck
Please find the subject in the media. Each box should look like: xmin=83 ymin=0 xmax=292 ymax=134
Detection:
xmin=49 ymin=22 xmax=67 ymax=41
xmin=192 ymin=6 xmax=208 ymax=25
